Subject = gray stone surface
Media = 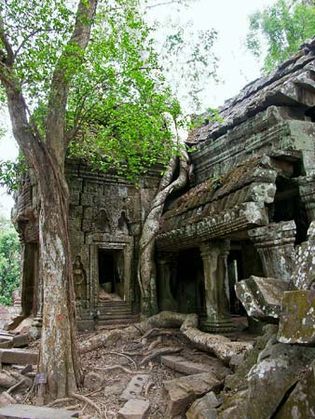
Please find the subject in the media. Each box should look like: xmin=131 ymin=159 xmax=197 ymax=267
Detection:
xmin=218 ymin=341 xmax=315 ymax=419
xmin=0 ymin=404 xmax=78 ymax=418
xmin=118 ymin=399 xmax=150 ymax=419
xmin=164 ymin=373 xmax=221 ymax=417
xmin=278 ymin=290 xmax=315 ymax=344
xmin=161 ymin=355 xmax=220 ymax=376
xmin=292 ymin=222 xmax=315 ymax=290
xmin=235 ymin=276 xmax=288 ymax=320
xmin=248 ymin=221 xmax=296 ymax=282
xmin=186 ymin=392 xmax=220 ymax=419
xmin=276 ymin=361 xmax=315 ymax=418
xmin=0 ymin=349 xmax=38 ymax=366
xmin=120 ymin=375 xmax=149 ymax=401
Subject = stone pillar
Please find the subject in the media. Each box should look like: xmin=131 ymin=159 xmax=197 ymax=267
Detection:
xmin=298 ymin=176 xmax=315 ymax=221
xmin=200 ymin=240 xmax=235 ymax=333
xmin=248 ymin=221 xmax=296 ymax=282
xmin=157 ymin=253 xmax=177 ymax=311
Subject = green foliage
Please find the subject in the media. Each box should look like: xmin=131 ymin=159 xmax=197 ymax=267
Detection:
xmin=0 ymin=157 xmax=27 ymax=193
xmin=0 ymin=218 xmax=20 ymax=306
xmin=189 ymin=107 xmax=223 ymax=130
xmin=246 ymin=0 xmax=315 ymax=73
xmin=0 ymin=0 xmax=218 ymax=182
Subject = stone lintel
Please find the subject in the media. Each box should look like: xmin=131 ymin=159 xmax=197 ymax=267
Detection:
xmin=157 ymin=202 xmax=268 ymax=251
xmin=248 ymin=221 xmax=296 ymax=249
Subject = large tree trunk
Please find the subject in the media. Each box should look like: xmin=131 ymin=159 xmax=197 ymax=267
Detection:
xmin=37 ymin=155 xmax=80 ymax=400
xmin=138 ymin=147 xmax=190 ymax=317
xmin=0 ymin=0 xmax=97 ymax=401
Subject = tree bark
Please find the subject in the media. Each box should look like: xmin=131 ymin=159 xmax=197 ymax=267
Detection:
xmin=138 ymin=152 xmax=189 ymax=316
xmin=0 ymin=0 xmax=97 ymax=400
xmin=37 ymin=155 xmax=80 ymax=400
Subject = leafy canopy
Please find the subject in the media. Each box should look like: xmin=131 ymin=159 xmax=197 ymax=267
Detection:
xmin=0 ymin=218 xmax=20 ymax=305
xmin=0 ymin=0 xmax=190 ymax=180
xmin=246 ymin=0 xmax=315 ymax=73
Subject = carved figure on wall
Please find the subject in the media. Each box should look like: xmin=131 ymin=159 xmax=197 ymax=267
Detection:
xmin=117 ymin=211 xmax=130 ymax=234
xmin=94 ymin=209 xmax=111 ymax=233
xmin=73 ymin=255 xmax=87 ymax=301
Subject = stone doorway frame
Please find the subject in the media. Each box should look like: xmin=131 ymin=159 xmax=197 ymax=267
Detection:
xmin=89 ymin=240 xmax=133 ymax=308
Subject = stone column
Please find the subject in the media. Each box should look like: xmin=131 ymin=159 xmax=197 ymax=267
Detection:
xmin=298 ymin=176 xmax=315 ymax=221
xmin=200 ymin=240 xmax=235 ymax=333
xmin=157 ymin=253 xmax=177 ymax=311
xmin=248 ymin=221 xmax=296 ymax=282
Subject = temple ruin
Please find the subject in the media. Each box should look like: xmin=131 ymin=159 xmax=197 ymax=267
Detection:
xmin=13 ymin=38 xmax=315 ymax=337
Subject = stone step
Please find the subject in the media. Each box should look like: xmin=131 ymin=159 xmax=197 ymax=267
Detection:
xmin=0 ymin=404 xmax=79 ymax=418
xmin=97 ymin=310 xmax=135 ymax=316
xmin=0 ymin=349 xmax=38 ymax=365
xmin=97 ymin=317 xmax=139 ymax=327
xmin=161 ymin=355 xmax=221 ymax=376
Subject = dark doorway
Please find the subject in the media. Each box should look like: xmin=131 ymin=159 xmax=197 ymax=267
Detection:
xmin=173 ymin=248 xmax=205 ymax=314
xmin=98 ymin=249 xmax=124 ymax=298
xmin=228 ymin=248 xmax=245 ymax=315
xmin=21 ymin=243 xmax=39 ymax=316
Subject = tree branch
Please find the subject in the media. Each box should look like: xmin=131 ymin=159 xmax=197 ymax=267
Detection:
xmin=0 ymin=15 xmax=14 ymax=65
xmin=45 ymin=0 xmax=98 ymax=167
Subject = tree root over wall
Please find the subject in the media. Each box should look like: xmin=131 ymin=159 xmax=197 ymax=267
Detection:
xmin=79 ymin=311 xmax=252 ymax=364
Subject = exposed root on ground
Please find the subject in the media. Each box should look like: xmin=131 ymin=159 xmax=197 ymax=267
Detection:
xmin=79 ymin=311 xmax=252 ymax=363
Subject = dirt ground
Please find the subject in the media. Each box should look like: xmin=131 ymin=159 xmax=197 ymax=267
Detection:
xmin=0 ymin=323 xmax=248 ymax=418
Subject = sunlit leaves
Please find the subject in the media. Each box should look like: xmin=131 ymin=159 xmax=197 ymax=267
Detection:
xmin=246 ymin=0 xmax=315 ymax=73
xmin=0 ymin=219 xmax=20 ymax=306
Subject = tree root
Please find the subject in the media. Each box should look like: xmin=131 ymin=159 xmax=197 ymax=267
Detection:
xmin=70 ymin=392 xmax=103 ymax=417
xmin=105 ymin=351 xmax=137 ymax=369
xmin=94 ymin=365 xmax=143 ymax=374
xmin=79 ymin=311 xmax=253 ymax=364
xmin=139 ymin=347 xmax=182 ymax=366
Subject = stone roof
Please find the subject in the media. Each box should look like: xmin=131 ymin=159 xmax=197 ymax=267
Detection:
xmin=157 ymin=156 xmax=282 ymax=250
xmin=187 ymin=38 xmax=315 ymax=145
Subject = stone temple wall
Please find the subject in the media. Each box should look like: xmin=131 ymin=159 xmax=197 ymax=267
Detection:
xmin=14 ymin=160 xmax=161 ymax=328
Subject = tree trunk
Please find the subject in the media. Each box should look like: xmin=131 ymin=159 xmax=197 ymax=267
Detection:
xmin=36 ymin=155 xmax=80 ymax=401
xmin=138 ymin=149 xmax=190 ymax=317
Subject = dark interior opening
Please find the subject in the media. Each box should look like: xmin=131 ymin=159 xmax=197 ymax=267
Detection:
xmin=98 ymin=249 xmax=123 ymax=295
xmin=22 ymin=243 xmax=39 ymax=316
xmin=228 ymin=247 xmax=246 ymax=316
xmin=172 ymin=248 xmax=205 ymax=314
xmin=267 ymin=176 xmax=308 ymax=244
xmin=305 ymin=105 xmax=315 ymax=123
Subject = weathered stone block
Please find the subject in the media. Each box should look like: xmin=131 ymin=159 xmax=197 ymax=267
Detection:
xmin=235 ymin=276 xmax=288 ymax=320
xmin=276 ymin=361 xmax=315 ymax=418
xmin=161 ymin=355 xmax=219 ymax=376
xmin=186 ymin=391 xmax=220 ymax=419
xmin=0 ymin=404 xmax=78 ymax=418
xmin=278 ymin=290 xmax=315 ymax=344
xmin=120 ymin=375 xmax=149 ymax=401
xmin=118 ymin=399 xmax=150 ymax=419
xmin=163 ymin=372 xmax=221 ymax=417
xmin=0 ymin=349 xmax=38 ymax=365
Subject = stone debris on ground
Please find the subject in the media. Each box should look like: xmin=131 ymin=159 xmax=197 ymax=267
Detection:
xmin=0 ymin=404 xmax=79 ymax=418
xmin=120 ymin=375 xmax=150 ymax=401
xmin=0 ymin=349 xmax=38 ymax=366
xmin=163 ymin=372 xmax=221 ymax=417
xmin=118 ymin=399 xmax=150 ymax=419
xmin=186 ymin=391 xmax=221 ymax=419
